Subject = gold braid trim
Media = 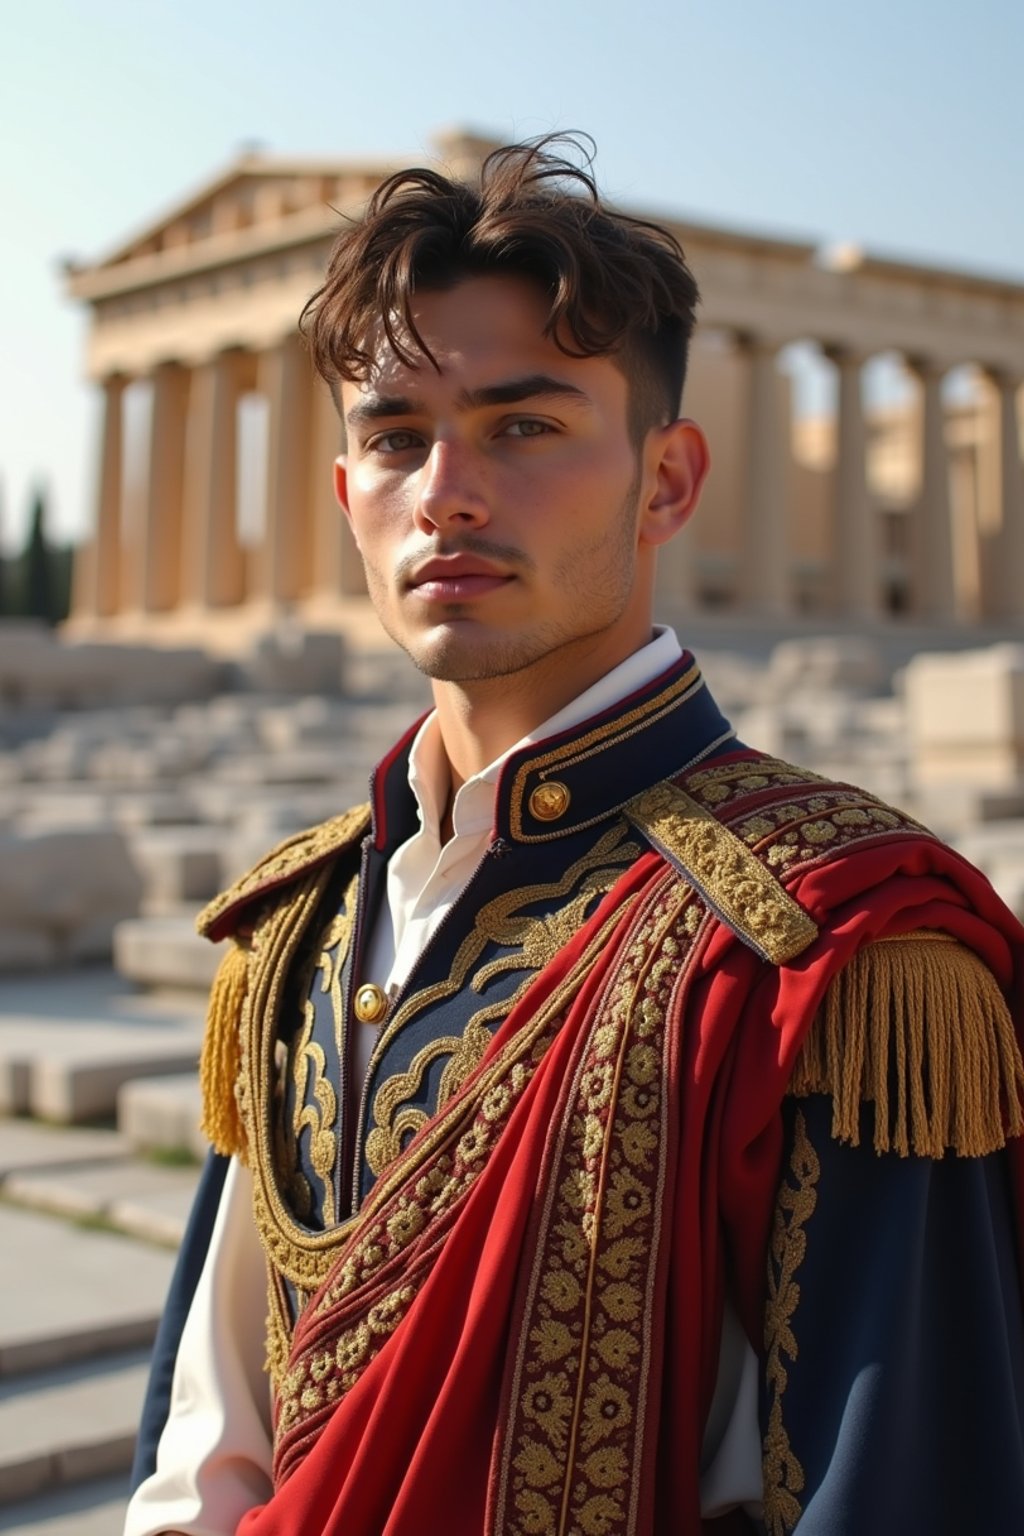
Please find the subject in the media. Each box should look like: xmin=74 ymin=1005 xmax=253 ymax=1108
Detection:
xmin=625 ymin=781 xmax=818 ymax=965
xmin=196 ymin=803 xmax=371 ymax=940
xmin=198 ymin=940 xmax=251 ymax=1159
xmin=763 ymin=1108 xmax=819 ymax=1535
xmin=790 ymin=932 xmax=1024 ymax=1157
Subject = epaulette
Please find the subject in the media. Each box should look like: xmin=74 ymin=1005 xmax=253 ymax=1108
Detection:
xmin=194 ymin=802 xmax=371 ymax=1160
xmin=624 ymin=779 xmax=819 ymax=965
xmin=791 ymin=932 xmax=1024 ymax=1158
xmin=629 ymin=759 xmax=1024 ymax=1157
xmin=196 ymin=802 xmax=371 ymax=943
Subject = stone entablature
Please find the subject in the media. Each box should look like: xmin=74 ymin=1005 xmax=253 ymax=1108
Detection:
xmin=64 ymin=130 xmax=1024 ymax=644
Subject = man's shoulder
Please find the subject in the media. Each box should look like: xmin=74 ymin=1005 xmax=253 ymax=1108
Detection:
xmin=197 ymin=802 xmax=372 ymax=943
xmin=677 ymin=749 xmax=927 ymax=839
xmin=624 ymin=749 xmax=938 ymax=966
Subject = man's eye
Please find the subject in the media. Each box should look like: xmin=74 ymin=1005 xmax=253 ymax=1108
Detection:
xmin=368 ymin=429 xmax=422 ymax=454
xmin=503 ymin=419 xmax=552 ymax=438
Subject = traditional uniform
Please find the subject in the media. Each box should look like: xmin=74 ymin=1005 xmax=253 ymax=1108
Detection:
xmin=127 ymin=644 xmax=1024 ymax=1535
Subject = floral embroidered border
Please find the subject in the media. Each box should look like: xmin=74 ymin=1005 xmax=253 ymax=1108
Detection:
xmin=763 ymin=1109 xmax=820 ymax=1535
xmin=490 ymin=871 xmax=705 ymax=1536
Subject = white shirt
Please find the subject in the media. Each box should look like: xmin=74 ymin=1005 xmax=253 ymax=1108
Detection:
xmin=124 ymin=629 xmax=762 ymax=1535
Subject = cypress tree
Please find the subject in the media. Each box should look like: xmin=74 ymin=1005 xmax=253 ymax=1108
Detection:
xmin=24 ymin=486 xmax=55 ymax=624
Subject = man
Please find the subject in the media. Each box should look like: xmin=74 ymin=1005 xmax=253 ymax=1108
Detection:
xmin=125 ymin=138 xmax=1024 ymax=1535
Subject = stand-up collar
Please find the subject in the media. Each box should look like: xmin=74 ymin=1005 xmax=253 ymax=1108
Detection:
xmin=496 ymin=653 xmax=734 ymax=842
xmin=371 ymin=652 xmax=735 ymax=852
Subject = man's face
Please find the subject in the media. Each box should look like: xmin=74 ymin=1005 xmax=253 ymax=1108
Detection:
xmin=335 ymin=274 xmax=661 ymax=688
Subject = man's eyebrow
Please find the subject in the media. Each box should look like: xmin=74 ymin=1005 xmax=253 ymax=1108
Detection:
xmin=455 ymin=375 xmax=591 ymax=411
xmin=345 ymin=394 xmax=421 ymax=429
xmin=344 ymin=375 xmax=591 ymax=431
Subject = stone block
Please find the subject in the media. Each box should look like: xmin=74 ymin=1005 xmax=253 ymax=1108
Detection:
xmin=0 ymin=1350 xmax=148 ymax=1501
xmin=118 ymin=1072 xmax=206 ymax=1160
xmin=0 ymin=1203 xmax=175 ymax=1374
xmin=243 ymin=623 xmax=346 ymax=695
xmin=127 ymin=826 xmax=228 ymax=906
xmin=0 ymin=828 xmax=143 ymax=970
xmin=0 ymin=1120 xmax=130 ymax=1179
xmin=111 ymin=790 xmax=196 ymax=829
xmin=0 ymin=628 xmax=222 ymax=711
xmin=768 ymin=636 xmax=887 ymax=697
xmin=211 ymin=746 xmax=349 ymax=786
xmin=15 ymin=790 xmax=114 ymax=831
xmin=905 ymin=645 xmax=1024 ymax=788
xmin=29 ymin=1046 xmax=202 ymax=1123
xmin=113 ymin=914 xmax=221 ymax=992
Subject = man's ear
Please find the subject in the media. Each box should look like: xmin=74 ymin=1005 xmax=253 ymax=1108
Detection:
xmin=638 ymin=419 xmax=710 ymax=548
xmin=333 ymin=457 xmax=355 ymax=537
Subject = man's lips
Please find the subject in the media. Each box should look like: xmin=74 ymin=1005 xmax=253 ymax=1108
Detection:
xmin=407 ymin=557 xmax=514 ymax=602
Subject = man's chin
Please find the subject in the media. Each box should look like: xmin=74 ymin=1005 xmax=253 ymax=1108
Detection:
xmin=399 ymin=631 xmax=544 ymax=684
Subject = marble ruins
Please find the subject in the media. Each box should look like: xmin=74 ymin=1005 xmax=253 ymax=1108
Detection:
xmin=62 ymin=130 xmax=1024 ymax=649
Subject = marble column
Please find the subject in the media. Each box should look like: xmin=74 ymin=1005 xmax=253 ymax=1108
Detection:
xmin=737 ymin=334 xmax=789 ymax=616
xmin=907 ymin=357 xmax=957 ymax=622
xmin=826 ymin=346 xmax=878 ymax=619
xmin=984 ymin=371 xmax=1024 ymax=622
xmin=75 ymin=373 xmax=125 ymax=618
xmin=181 ymin=350 xmax=246 ymax=608
xmin=255 ymin=334 xmax=313 ymax=604
xmin=141 ymin=361 xmax=190 ymax=612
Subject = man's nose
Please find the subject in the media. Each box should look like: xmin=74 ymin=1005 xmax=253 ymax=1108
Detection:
xmin=414 ymin=440 xmax=489 ymax=533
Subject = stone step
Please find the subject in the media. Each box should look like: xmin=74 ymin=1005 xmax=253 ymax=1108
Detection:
xmin=0 ymin=1473 xmax=128 ymax=1535
xmin=118 ymin=1072 xmax=205 ymax=1159
xmin=0 ymin=1205 xmax=175 ymax=1378
xmin=0 ymin=1349 xmax=148 ymax=1505
xmin=3 ymin=1156 xmax=200 ymax=1250
xmin=0 ymin=1119 xmax=131 ymax=1179
xmin=113 ymin=914 xmax=220 ymax=995
xmin=0 ymin=968 xmax=205 ymax=1121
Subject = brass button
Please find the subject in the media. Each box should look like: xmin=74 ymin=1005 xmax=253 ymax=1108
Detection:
xmin=528 ymin=780 xmax=571 ymax=822
xmin=354 ymin=982 xmax=388 ymax=1025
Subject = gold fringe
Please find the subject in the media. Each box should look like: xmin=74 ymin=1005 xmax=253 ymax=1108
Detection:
xmin=790 ymin=932 xmax=1024 ymax=1157
xmin=198 ymin=941 xmax=250 ymax=1159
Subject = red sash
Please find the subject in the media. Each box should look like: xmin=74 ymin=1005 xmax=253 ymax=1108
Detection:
xmin=238 ymin=835 xmax=1024 ymax=1536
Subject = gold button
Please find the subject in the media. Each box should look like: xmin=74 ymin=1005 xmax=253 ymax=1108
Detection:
xmin=354 ymin=983 xmax=388 ymax=1025
xmin=529 ymin=780 xmax=571 ymax=822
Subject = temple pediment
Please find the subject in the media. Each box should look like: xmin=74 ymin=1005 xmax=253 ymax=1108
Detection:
xmin=65 ymin=153 xmax=399 ymax=297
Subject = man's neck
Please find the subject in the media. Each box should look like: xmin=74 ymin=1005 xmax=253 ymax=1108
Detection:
xmin=429 ymin=627 xmax=658 ymax=799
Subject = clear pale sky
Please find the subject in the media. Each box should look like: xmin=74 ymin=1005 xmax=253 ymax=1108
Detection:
xmin=1 ymin=0 xmax=1020 ymax=552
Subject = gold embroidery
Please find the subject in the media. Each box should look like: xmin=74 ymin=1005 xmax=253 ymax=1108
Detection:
xmin=293 ymin=1000 xmax=339 ymax=1227
xmin=626 ymin=780 xmax=818 ymax=965
xmin=365 ymin=1019 xmax=493 ymax=1175
xmin=790 ymin=933 xmax=1024 ymax=1156
xmin=362 ymin=822 xmax=640 ymax=1109
xmin=265 ymin=1266 xmax=298 ymax=1388
xmin=493 ymin=872 xmax=707 ymax=1536
xmin=272 ymin=914 xmax=630 ymax=1473
xmin=278 ymin=875 xmax=360 ymax=1229
xmin=318 ymin=898 xmax=355 ymax=1061
xmin=685 ymin=758 xmax=826 ymax=808
xmin=197 ymin=803 xmax=370 ymax=939
xmin=240 ymin=866 xmax=367 ymax=1296
xmin=763 ymin=1109 xmax=820 ymax=1536
xmin=507 ymin=661 xmax=704 ymax=841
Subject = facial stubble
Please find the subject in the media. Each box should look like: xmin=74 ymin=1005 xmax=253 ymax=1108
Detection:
xmin=362 ymin=471 xmax=645 ymax=685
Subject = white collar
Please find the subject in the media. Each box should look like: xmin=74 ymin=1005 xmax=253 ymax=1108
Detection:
xmin=406 ymin=626 xmax=683 ymax=842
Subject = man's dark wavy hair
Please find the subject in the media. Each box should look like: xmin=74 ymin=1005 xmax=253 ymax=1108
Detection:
xmin=301 ymin=134 xmax=700 ymax=446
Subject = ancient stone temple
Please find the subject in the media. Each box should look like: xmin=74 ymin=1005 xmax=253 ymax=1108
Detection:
xmin=64 ymin=130 xmax=1024 ymax=651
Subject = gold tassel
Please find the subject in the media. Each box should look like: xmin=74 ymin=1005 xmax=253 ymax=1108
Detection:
xmin=198 ymin=941 xmax=250 ymax=1160
xmin=790 ymin=932 xmax=1024 ymax=1157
